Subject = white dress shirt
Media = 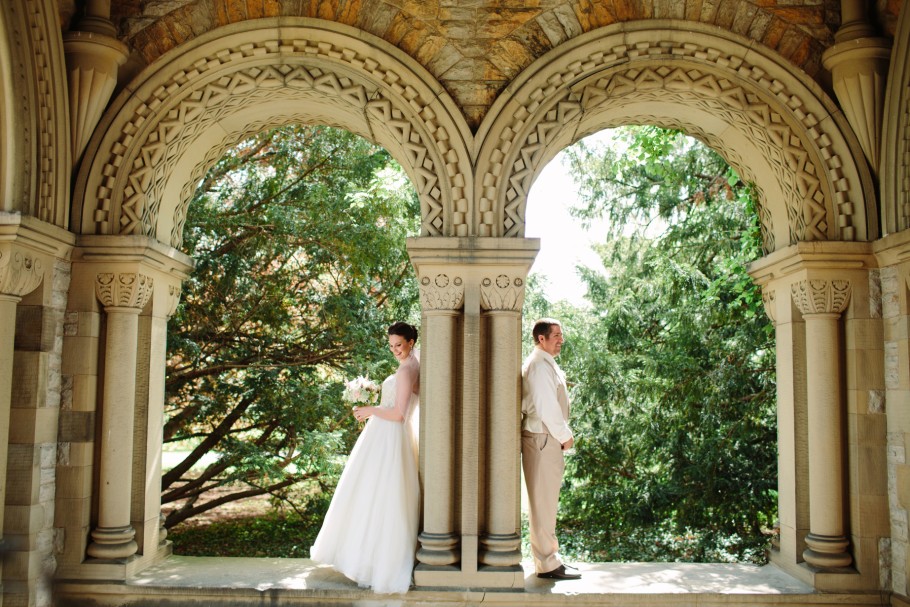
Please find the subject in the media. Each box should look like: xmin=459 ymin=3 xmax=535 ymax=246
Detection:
xmin=521 ymin=346 xmax=573 ymax=444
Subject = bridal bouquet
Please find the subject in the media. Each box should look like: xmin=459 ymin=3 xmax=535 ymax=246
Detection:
xmin=342 ymin=376 xmax=380 ymax=404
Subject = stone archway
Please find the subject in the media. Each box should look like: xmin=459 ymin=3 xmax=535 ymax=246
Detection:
xmin=476 ymin=21 xmax=877 ymax=253
xmin=65 ymin=16 xmax=478 ymax=574
xmin=469 ymin=19 xmax=882 ymax=590
xmin=882 ymin=2 xmax=910 ymax=236
xmin=73 ymin=18 xmax=474 ymax=245
xmin=60 ymin=12 xmax=887 ymax=595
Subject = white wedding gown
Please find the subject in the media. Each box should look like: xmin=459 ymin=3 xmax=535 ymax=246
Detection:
xmin=310 ymin=370 xmax=420 ymax=594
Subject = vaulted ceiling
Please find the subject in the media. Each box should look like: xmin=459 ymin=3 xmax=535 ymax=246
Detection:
xmin=58 ymin=1 xmax=904 ymax=129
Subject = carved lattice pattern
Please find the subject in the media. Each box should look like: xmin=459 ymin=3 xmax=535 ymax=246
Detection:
xmin=93 ymin=37 xmax=465 ymax=244
xmin=484 ymin=40 xmax=856 ymax=246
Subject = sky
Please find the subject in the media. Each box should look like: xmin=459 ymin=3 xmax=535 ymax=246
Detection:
xmin=524 ymin=147 xmax=610 ymax=307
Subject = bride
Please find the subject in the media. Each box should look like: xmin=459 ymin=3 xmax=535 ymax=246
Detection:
xmin=310 ymin=321 xmax=420 ymax=594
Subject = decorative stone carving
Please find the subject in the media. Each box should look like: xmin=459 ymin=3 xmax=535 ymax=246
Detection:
xmin=6 ymin=0 xmax=69 ymax=225
xmin=94 ymin=273 xmax=154 ymax=310
xmin=419 ymin=273 xmax=464 ymax=311
xmin=0 ymin=247 xmax=43 ymax=298
xmin=480 ymin=274 xmax=525 ymax=311
xmin=823 ymin=40 xmax=890 ymax=172
xmin=822 ymin=3 xmax=891 ymax=173
xmin=63 ymin=26 xmax=129 ymax=164
xmin=791 ymin=279 xmax=852 ymax=316
xmin=84 ymin=28 xmax=470 ymax=245
xmin=479 ymin=30 xmax=870 ymax=250
xmin=761 ymin=288 xmax=777 ymax=324
xmin=881 ymin=0 xmax=910 ymax=234
xmin=166 ymin=284 xmax=182 ymax=318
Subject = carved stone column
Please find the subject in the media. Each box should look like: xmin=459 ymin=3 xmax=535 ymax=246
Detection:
xmin=479 ymin=274 xmax=524 ymax=568
xmin=822 ymin=0 xmax=891 ymax=173
xmin=415 ymin=272 xmax=463 ymax=567
xmin=87 ymin=272 xmax=154 ymax=560
xmin=408 ymin=236 xmax=538 ymax=589
xmin=791 ymin=278 xmax=853 ymax=568
xmin=0 ymin=247 xmax=43 ymax=598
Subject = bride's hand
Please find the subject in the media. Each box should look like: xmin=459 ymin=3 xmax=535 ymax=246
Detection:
xmin=352 ymin=406 xmax=371 ymax=422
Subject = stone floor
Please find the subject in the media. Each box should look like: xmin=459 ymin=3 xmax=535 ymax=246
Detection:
xmin=55 ymin=556 xmax=890 ymax=606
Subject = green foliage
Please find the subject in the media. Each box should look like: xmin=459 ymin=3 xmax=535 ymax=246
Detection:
xmin=168 ymin=494 xmax=331 ymax=558
xmin=538 ymin=127 xmax=776 ymax=563
xmin=164 ymin=124 xmax=420 ymax=528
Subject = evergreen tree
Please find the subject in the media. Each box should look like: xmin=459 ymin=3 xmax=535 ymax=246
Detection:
xmin=542 ymin=127 xmax=776 ymax=563
xmin=163 ymin=124 xmax=419 ymax=528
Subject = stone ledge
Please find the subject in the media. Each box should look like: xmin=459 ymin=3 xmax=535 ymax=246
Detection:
xmin=53 ymin=556 xmax=889 ymax=607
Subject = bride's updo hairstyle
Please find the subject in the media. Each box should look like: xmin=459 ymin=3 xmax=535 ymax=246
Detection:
xmin=388 ymin=321 xmax=418 ymax=344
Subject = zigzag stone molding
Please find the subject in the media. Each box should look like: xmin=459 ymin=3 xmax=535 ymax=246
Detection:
xmin=85 ymin=28 xmax=469 ymax=246
xmin=479 ymin=33 xmax=867 ymax=248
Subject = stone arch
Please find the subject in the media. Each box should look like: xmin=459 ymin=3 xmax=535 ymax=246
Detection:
xmin=73 ymin=18 xmax=474 ymax=247
xmin=475 ymin=20 xmax=877 ymax=253
xmin=0 ymin=0 xmax=70 ymax=225
xmin=882 ymin=4 xmax=910 ymax=236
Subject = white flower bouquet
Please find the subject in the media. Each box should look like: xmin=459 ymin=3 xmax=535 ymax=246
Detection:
xmin=342 ymin=375 xmax=380 ymax=404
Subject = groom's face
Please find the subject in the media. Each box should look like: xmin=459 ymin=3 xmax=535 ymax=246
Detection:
xmin=537 ymin=325 xmax=564 ymax=357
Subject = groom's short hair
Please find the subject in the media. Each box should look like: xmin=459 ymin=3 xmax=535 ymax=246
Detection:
xmin=531 ymin=318 xmax=560 ymax=345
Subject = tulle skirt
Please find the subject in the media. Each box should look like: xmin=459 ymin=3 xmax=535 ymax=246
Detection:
xmin=311 ymin=414 xmax=419 ymax=594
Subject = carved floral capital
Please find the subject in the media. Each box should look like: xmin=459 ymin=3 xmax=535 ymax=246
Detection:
xmin=761 ymin=288 xmax=777 ymax=323
xmin=480 ymin=274 xmax=525 ymax=312
xmin=419 ymin=273 xmax=464 ymax=311
xmin=166 ymin=284 xmax=182 ymax=318
xmin=0 ymin=247 xmax=43 ymax=298
xmin=95 ymin=272 xmax=154 ymax=310
xmin=791 ymin=279 xmax=852 ymax=316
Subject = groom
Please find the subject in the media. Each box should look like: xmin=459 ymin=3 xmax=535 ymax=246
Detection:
xmin=521 ymin=318 xmax=580 ymax=580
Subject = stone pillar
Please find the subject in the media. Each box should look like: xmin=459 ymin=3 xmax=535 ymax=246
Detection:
xmin=791 ymin=278 xmax=853 ymax=568
xmin=415 ymin=272 xmax=463 ymax=567
xmin=822 ymin=0 xmax=891 ymax=173
xmin=408 ymin=236 xmax=537 ymax=589
xmin=133 ymin=282 xmax=182 ymax=556
xmin=761 ymin=285 xmax=810 ymax=567
xmin=479 ymin=274 xmax=524 ymax=568
xmin=752 ymin=242 xmax=885 ymax=592
xmin=87 ymin=272 xmax=154 ymax=560
xmin=0 ymin=247 xmax=43 ymax=604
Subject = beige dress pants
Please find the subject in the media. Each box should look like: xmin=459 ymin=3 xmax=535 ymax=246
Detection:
xmin=521 ymin=429 xmax=565 ymax=573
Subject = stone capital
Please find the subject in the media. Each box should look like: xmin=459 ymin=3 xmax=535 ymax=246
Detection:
xmin=791 ymin=279 xmax=852 ymax=317
xmin=166 ymin=284 xmax=183 ymax=318
xmin=95 ymin=272 xmax=154 ymax=310
xmin=0 ymin=245 xmax=43 ymax=299
xmin=480 ymin=273 xmax=526 ymax=311
xmin=761 ymin=287 xmax=777 ymax=323
xmin=419 ymin=272 xmax=465 ymax=311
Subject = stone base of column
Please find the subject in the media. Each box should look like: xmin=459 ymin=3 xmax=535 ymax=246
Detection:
xmin=416 ymin=532 xmax=459 ymax=566
xmin=414 ymin=564 xmax=525 ymax=589
xmin=803 ymin=533 xmax=852 ymax=569
xmin=86 ymin=525 xmax=138 ymax=560
xmin=479 ymin=533 xmax=521 ymax=567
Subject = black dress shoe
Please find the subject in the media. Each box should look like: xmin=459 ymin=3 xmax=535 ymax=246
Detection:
xmin=536 ymin=564 xmax=581 ymax=580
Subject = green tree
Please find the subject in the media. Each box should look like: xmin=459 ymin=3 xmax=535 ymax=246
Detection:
xmin=163 ymin=124 xmax=419 ymax=528
xmin=544 ymin=126 xmax=776 ymax=563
